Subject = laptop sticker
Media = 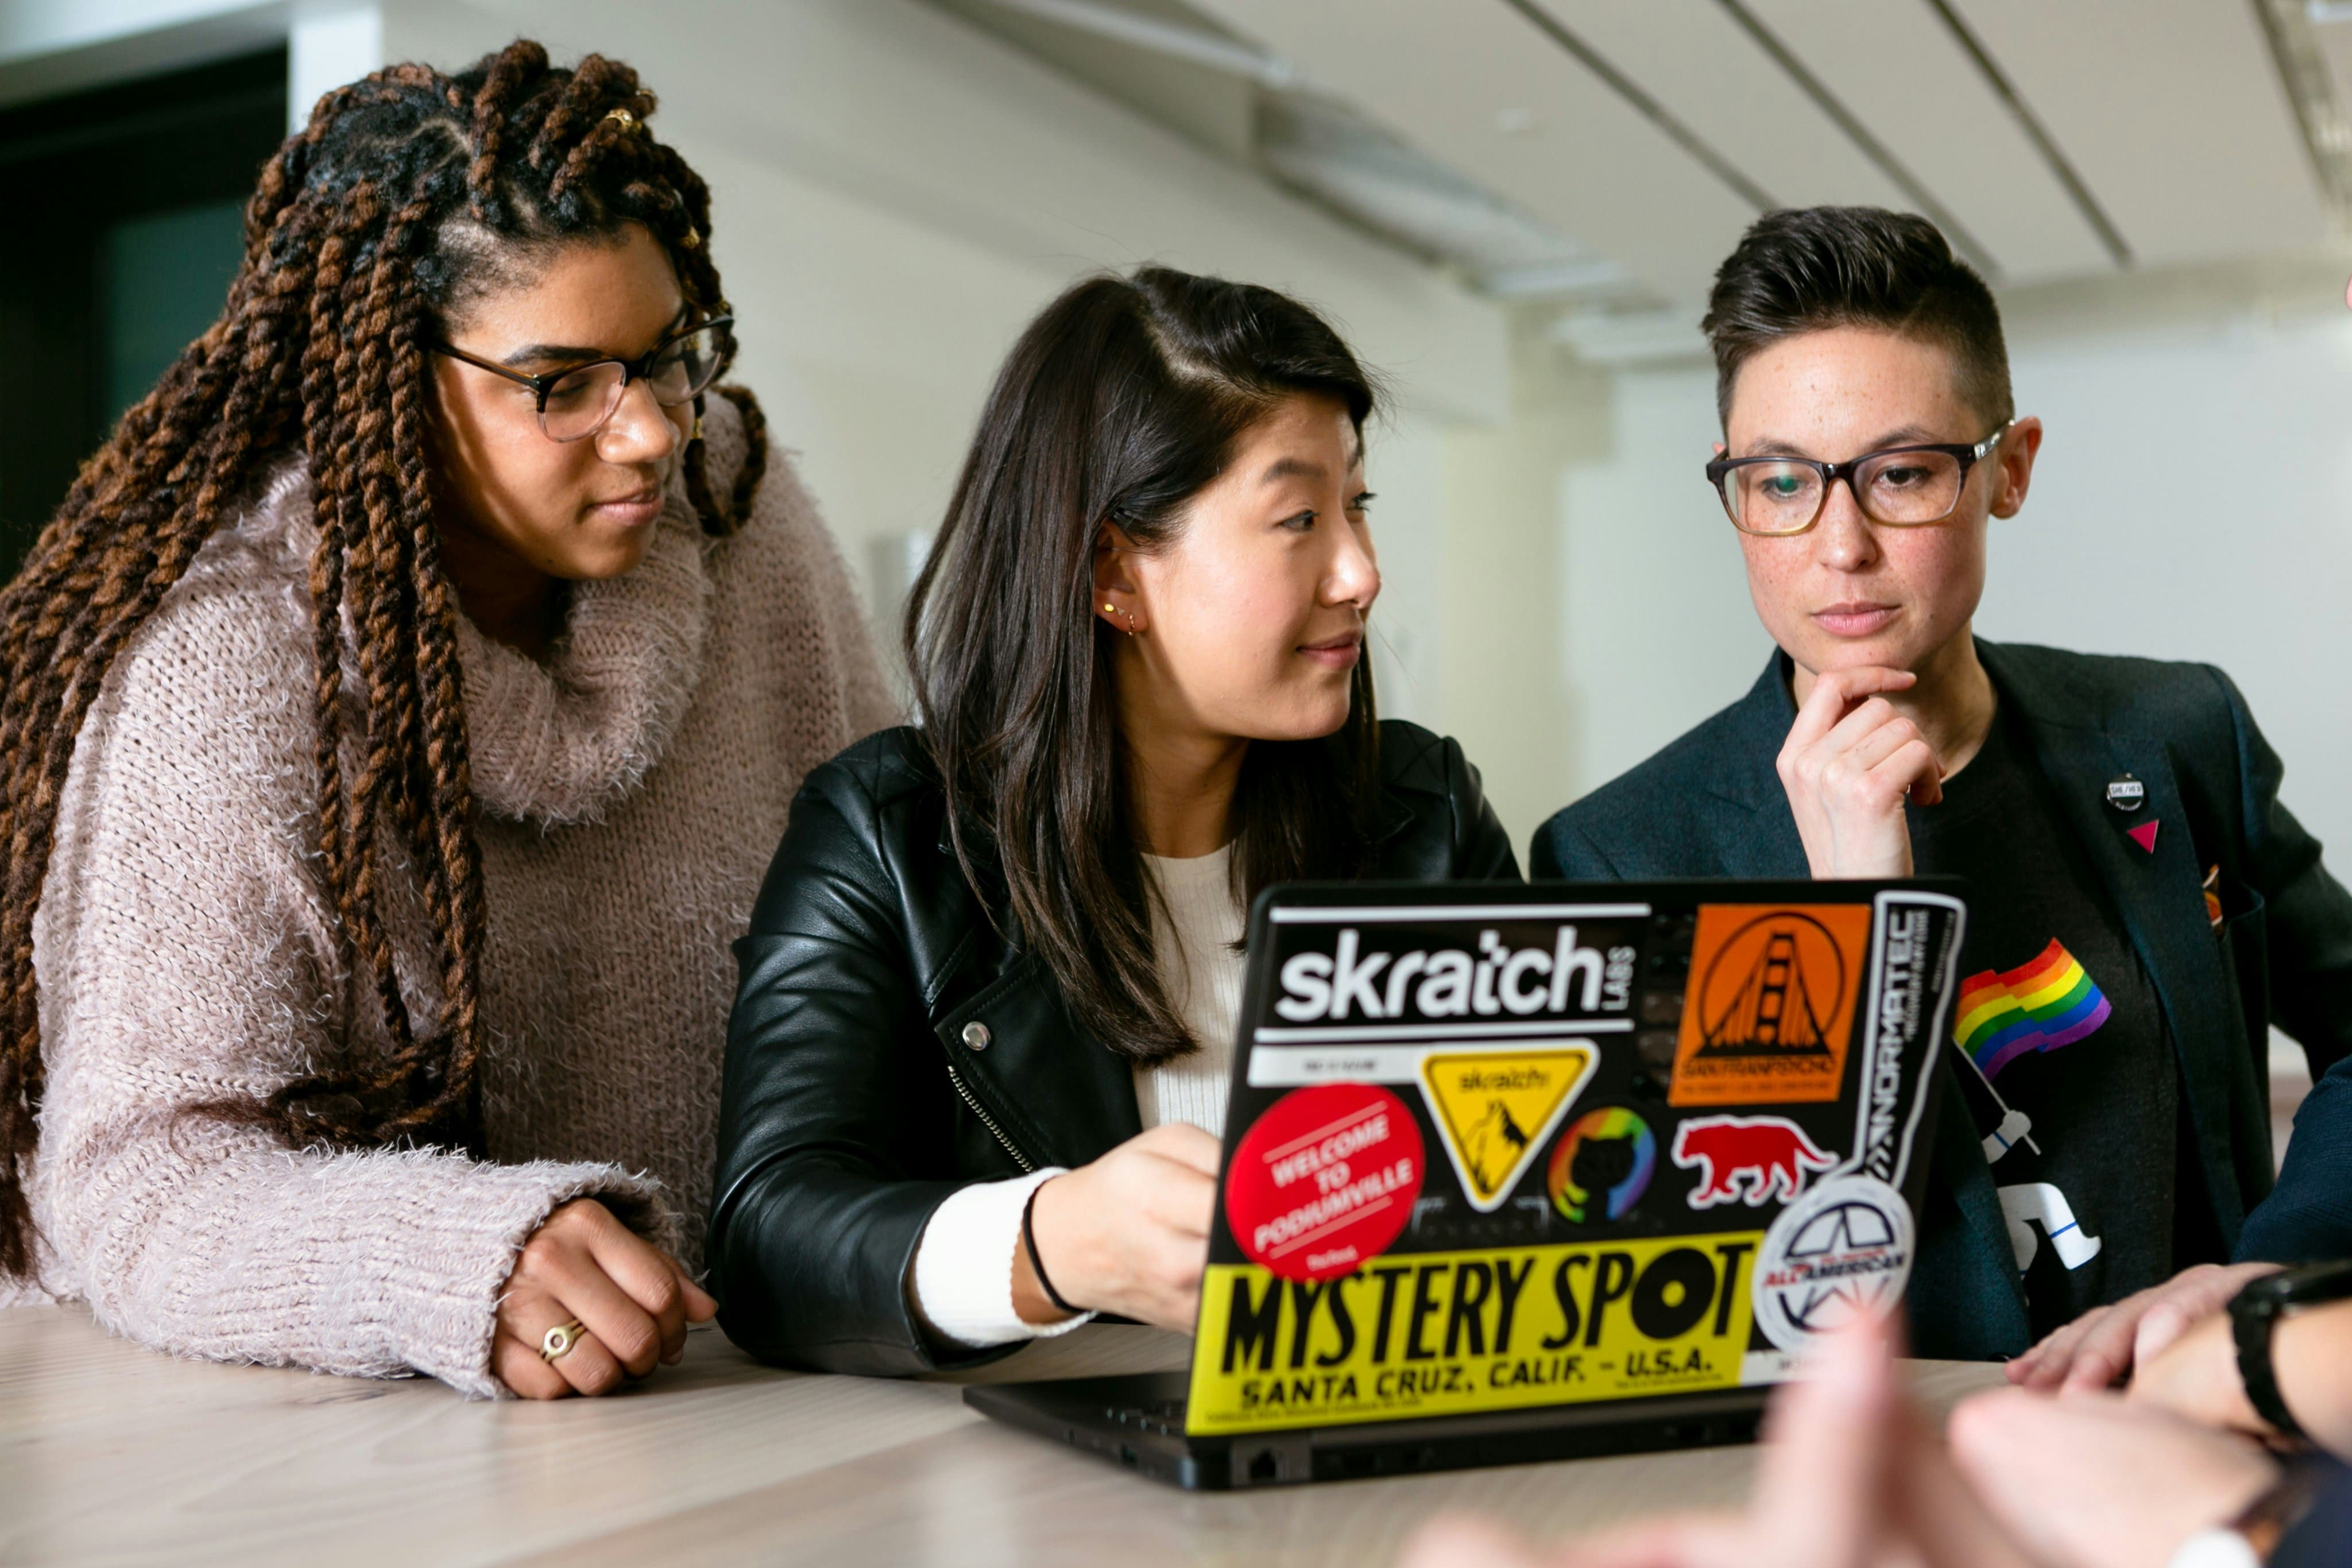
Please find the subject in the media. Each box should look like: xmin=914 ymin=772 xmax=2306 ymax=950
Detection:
xmin=1223 ymin=1083 xmax=1423 ymax=1283
xmin=1953 ymin=938 xmax=2111 ymax=1081
xmin=1669 ymin=905 xmax=1871 ymax=1108
xmin=1997 ymin=1182 xmax=2103 ymax=1272
xmin=1545 ymin=1106 xmax=1655 ymax=1225
xmin=1417 ymin=1047 xmax=1597 ymax=1213
xmin=1750 ymin=1175 xmax=1914 ymax=1352
xmin=1185 ymin=1230 xmax=1764 ymax=1437
xmin=1670 ymin=1114 xmax=1836 ymax=1210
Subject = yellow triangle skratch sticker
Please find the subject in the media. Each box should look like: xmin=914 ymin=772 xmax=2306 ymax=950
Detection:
xmin=1418 ymin=1046 xmax=1598 ymax=1213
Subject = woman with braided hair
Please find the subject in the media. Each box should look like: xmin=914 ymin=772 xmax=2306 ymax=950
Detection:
xmin=0 ymin=41 xmax=892 ymax=1397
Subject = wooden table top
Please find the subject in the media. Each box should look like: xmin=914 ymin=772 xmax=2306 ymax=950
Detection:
xmin=0 ymin=1302 xmax=2006 ymax=1566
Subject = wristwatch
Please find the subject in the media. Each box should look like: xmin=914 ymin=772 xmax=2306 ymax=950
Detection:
xmin=2229 ymin=1260 xmax=2352 ymax=1440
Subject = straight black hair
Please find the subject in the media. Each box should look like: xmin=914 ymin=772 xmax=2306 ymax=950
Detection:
xmin=1701 ymin=206 xmax=2013 ymax=430
xmin=907 ymin=265 xmax=1381 ymax=1065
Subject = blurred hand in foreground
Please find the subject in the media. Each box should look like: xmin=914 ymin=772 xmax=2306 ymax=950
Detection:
xmin=1396 ymin=1309 xmax=2030 ymax=1568
xmin=1951 ymin=1384 xmax=2279 ymax=1568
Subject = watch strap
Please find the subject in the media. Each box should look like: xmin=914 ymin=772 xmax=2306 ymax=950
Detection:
xmin=2233 ymin=1295 xmax=2308 ymax=1441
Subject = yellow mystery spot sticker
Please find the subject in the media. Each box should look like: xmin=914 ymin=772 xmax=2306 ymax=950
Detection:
xmin=1186 ymin=1232 xmax=1764 ymax=1437
xmin=1418 ymin=1047 xmax=1597 ymax=1212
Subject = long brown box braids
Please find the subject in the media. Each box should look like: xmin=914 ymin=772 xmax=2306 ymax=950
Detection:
xmin=0 ymin=40 xmax=769 ymax=1279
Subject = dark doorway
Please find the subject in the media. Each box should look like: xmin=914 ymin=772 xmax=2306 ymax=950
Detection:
xmin=0 ymin=49 xmax=287 ymax=575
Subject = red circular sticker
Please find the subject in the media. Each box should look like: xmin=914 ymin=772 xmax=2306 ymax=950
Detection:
xmin=1223 ymin=1083 xmax=1424 ymax=1282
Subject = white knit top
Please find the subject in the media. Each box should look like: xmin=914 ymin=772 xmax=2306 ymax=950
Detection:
xmin=911 ymin=845 xmax=1247 ymax=1348
xmin=6 ymin=400 xmax=895 ymax=1397
xmin=1132 ymin=845 xmax=1248 ymax=1139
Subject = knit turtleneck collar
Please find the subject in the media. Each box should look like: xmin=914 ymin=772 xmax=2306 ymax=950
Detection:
xmin=456 ymin=499 xmax=713 ymax=826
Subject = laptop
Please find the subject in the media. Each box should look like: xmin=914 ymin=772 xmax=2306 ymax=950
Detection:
xmin=966 ymin=878 xmax=1967 ymax=1490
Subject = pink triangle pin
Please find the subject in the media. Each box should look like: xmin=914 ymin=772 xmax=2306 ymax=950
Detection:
xmin=2126 ymin=819 xmax=2160 ymax=854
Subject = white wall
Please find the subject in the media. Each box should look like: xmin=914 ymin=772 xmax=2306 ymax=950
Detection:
xmin=1985 ymin=304 xmax=2352 ymax=858
xmin=1557 ymin=362 xmax=1765 ymax=808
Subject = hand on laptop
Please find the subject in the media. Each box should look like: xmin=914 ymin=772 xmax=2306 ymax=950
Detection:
xmin=1777 ymin=665 xmax=1943 ymax=879
xmin=1397 ymin=1310 xmax=2029 ymax=1568
xmin=2005 ymin=1260 xmax=2277 ymax=1393
xmin=1018 ymin=1122 xmax=1220 ymax=1331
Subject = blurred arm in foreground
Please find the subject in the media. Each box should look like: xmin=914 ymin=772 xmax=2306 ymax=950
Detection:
xmin=1399 ymin=1307 xmax=2344 ymax=1568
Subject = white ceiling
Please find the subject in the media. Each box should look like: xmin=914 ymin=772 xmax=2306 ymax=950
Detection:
xmin=1740 ymin=0 xmax=2113 ymax=281
xmin=1186 ymin=0 xmax=1758 ymax=299
xmin=1958 ymin=0 xmax=2323 ymax=266
xmin=1183 ymin=0 xmax=2336 ymax=301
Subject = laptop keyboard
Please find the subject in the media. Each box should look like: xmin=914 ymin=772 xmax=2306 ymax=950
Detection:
xmin=1103 ymin=1397 xmax=1187 ymax=1437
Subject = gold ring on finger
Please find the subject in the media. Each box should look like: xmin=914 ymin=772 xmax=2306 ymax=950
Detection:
xmin=540 ymin=1319 xmax=589 ymax=1362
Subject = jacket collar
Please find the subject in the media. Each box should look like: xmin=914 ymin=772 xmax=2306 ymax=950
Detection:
xmin=1690 ymin=652 xmax=1809 ymax=874
xmin=1977 ymin=642 xmax=2250 ymax=1244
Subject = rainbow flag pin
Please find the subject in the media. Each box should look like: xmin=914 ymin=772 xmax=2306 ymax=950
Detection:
xmin=1955 ymin=938 xmax=2113 ymax=1080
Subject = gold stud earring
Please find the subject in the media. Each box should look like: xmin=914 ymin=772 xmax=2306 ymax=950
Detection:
xmin=1102 ymin=602 xmax=1116 ymax=615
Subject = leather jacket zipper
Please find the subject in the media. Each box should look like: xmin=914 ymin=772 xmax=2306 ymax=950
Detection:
xmin=945 ymin=1062 xmax=1034 ymax=1173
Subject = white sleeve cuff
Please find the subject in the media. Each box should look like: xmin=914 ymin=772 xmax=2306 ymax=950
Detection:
xmin=910 ymin=1168 xmax=1097 ymax=1348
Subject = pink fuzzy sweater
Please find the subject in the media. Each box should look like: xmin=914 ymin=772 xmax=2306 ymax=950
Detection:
xmin=5 ymin=401 xmax=893 ymax=1396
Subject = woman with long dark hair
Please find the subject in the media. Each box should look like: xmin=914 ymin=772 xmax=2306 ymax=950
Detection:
xmin=0 ymin=43 xmax=891 ymax=1397
xmin=710 ymin=267 xmax=1517 ymax=1372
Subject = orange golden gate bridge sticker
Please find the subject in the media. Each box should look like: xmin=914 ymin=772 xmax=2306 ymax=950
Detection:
xmin=1669 ymin=904 xmax=1871 ymax=1108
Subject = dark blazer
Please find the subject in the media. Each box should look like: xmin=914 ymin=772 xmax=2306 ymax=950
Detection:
xmin=1533 ymin=641 xmax=2352 ymax=1359
xmin=709 ymin=719 xmax=1520 ymax=1376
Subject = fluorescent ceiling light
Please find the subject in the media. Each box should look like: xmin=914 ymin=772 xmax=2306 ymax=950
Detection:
xmin=970 ymin=0 xmax=1303 ymax=88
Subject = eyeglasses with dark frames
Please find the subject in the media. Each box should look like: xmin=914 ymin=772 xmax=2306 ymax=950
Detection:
xmin=431 ymin=315 xmax=735 ymax=443
xmin=1704 ymin=420 xmax=2015 ymax=537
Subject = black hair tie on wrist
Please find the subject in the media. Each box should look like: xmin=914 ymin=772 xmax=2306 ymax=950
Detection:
xmin=1021 ymin=1183 xmax=1084 ymax=1318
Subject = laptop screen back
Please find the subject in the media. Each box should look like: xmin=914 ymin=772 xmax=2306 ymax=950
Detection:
xmin=1184 ymin=881 xmax=1965 ymax=1439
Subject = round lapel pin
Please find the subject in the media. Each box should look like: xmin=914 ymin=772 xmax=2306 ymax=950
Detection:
xmin=2106 ymin=775 xmax=2146 ymax=812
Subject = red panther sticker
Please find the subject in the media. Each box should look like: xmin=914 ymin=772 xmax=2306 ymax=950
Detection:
xmin=1670 ymin=1113 xmax=1836 ymax=1209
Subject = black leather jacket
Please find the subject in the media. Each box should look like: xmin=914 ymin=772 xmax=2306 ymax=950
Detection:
xmin=708 ymin=719 xmax=1519 ymax=1375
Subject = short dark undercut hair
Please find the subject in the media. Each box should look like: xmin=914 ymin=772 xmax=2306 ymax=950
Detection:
xmin=1701 ymin=206 xmax=2013 ymax=433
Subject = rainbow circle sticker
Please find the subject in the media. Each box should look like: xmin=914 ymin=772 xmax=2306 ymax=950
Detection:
xmin=1545 ymin=1105 xmax=1657 ymax=1224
